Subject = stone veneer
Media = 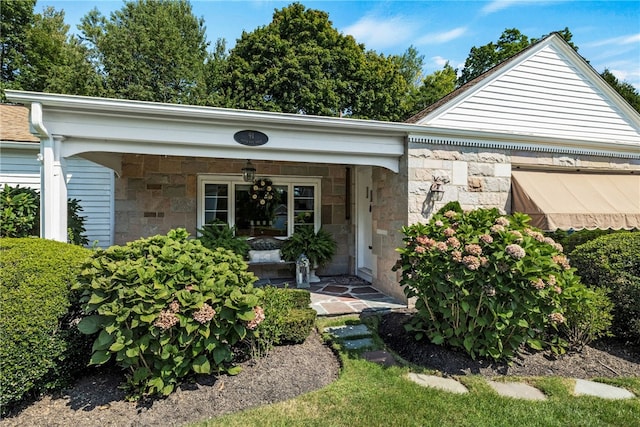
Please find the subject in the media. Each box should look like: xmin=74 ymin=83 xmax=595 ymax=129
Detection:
xmin=115 ymin=154 xmax=351 ymax=276
xmin=408 ymin=143 xmax=640 ymax=226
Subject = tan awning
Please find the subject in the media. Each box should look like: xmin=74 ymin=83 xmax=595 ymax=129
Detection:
xmin=511 ymin=170 xmax=640 ymax=231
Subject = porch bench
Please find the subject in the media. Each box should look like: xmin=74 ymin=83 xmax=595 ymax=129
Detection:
xmin=246 ymin=236 xmax=294 ymax=279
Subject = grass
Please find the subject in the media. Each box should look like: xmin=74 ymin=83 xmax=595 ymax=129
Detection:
xmin=193 ymin=315 xmax=640 ymax=427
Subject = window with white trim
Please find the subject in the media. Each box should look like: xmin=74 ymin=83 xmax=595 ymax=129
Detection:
xmin=198 ymin=175 xmax=321 ymax=237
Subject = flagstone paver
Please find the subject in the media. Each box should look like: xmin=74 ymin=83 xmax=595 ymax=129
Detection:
xmin=361 ymin=350 xmax=397 ymax=367
xmin=324 ymin=324 xmax=371 ymax=339
xmin=342 ymin=338 xmax=375 ymax=350
xmin=487 ymin=380 xmax=547 ymax=401
xmin=407 ymin=373 xmax=469 ymax=394
xmin=574 ymin=379 xmax=636 ymax=399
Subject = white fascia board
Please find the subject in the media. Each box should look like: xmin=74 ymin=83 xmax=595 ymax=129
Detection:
xmin=0 ymin=141 xmax=39 ymax=150
xmin=5 ymin=90 xmax=410 ymax=172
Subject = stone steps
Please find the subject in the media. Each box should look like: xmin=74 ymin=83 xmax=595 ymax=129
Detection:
xmin=323 ymin=323 xmax=637 ymax=401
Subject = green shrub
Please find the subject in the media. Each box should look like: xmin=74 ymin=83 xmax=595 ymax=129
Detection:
xmin=0 ymin=184 xmax=39 ymax=237
xmin=396 ymin=208 xmax=598 ymax=361
xmin=254 ymin=287 xmax=315 ymax=352
xmin=198 ymin=219 xmax=250 ymax=259
xmin=546 ymin=229 xmax=626 ymax=254
xmin=280 ymin=308 xmax=317 ymax=344
xmin=0 ymin=238 xmax=91 ymax=412
xmin=73 ymin=229 xmax=264 ymax=399
xmin=0 ymin=184 xmax=88 ymax=245
xmin=570 ymin=232 xmax=640 ymax=343
xmin=560 ymin=285 xmax=613 ymax=350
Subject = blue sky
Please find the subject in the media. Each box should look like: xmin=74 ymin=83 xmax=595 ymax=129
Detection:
xmin=40 ymin=1 xmax=640 ymax=90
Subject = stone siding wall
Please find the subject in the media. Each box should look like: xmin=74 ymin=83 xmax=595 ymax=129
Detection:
xmin=408 ymin=143 xmax=640 ymax=225
xmin=115 ymin=155 xmax=351 ymax=275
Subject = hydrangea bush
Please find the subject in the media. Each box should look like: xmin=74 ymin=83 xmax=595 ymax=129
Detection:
xmin=396 ymin=208 xmax=609 ymax=360
xmin=73 ymin=229 xmax=264 ymax=398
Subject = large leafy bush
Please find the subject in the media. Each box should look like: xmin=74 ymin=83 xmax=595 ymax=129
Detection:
xmin=570 ymin=231 xmax=640 ymax=343
xmin=0 ymin=184 xmax=88 ymax=245
xmin=396 ymin=208 xmax=610 ymax=360
xmin=73 ymin=229 xmax=264 ymax=398
xmin=0 ymin=238 xmax=91 ymax=413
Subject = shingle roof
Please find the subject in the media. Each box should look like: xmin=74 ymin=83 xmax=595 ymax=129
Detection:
xmin=0 ymin=104 xmax=39 ymax=142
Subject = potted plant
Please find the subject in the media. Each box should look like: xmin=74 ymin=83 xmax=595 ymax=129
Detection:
xmin=281 ymin=226 xmax=337 ymax=282
xmin=197 ymin=219 xmax=250 ymax=259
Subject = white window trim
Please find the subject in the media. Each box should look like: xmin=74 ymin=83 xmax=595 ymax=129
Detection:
xmin=197 ymin=174 xmax=322 ymax=237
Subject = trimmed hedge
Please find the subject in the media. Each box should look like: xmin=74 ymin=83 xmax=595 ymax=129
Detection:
xmin=256 ymin=287 xmax=316 ymax=351
xmin=570 ymin=231 xmax=640 ymax=343
xmin=0 ymin=238 xmax=91 ymax=412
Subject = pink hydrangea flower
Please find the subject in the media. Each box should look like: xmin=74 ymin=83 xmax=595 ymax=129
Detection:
xmin=415 ymin=245 xmax=426 ymax=254
xmin=531 ymin=278 xmax=545 ymax=290
xmin=549 ymin=312 xmax=566 ymax=324
xmin=193 ymin=303 xmax=216 ymax=324
xmin=446 ymin=237 xmax=461 ymax=248
xmin=444 ymin=210 xmax=457 ymax=219
xmin=435 ymin=241 xmax=448 ymax=252
xmin=247 ymin=306 xmax=265 ymax=330
xmin=462 ymin=255 xmax=481 ymax=270
xmin=443 ymin=228 xmax=456 ymax=237
xmin=434 ymin=220 xmax=444 ymax=227
xmin=451 ymin=250 xmax=462 ymax=262
xmin=505 ymin=244 xmax=526 ymax=259
xmin=480 ymin=234 xmax=493 ymax=244
xmin=495 ymin=217 xmax=510 ymax=227
xmin=464 ymin=244 xmax=482 ymax=256
xmin=154 ymin=310 xmax=179 ymax=330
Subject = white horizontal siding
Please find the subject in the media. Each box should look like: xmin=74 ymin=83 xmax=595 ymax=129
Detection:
xmin=0 ymin=148 xmax=114 ymax=247
xmin=428 ymin=44 xmax=640 ymax=145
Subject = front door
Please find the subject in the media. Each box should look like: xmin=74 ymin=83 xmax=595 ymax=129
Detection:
xmin=356 ymin=166 xmax=375 ymax=282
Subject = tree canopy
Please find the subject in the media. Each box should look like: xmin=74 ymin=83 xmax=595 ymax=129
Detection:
xmin=2 ymin=2 xmax=638 ymax=116
xmin=216 ymin=3 xmax=412 ymax=120
xmin=78 ymin=0 xmax=209 ymax=104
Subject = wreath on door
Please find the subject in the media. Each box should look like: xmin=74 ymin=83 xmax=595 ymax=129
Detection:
xmin=250 ymin=179 xmax=275 ymax=206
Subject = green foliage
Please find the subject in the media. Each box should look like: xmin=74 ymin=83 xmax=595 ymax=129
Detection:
xmin=546 ymin=228 xmax=624 ymax=254
xmin=0 ymin=184 xmax=39 ymax=237
xmin=0 ymin=238 xmax=91 ymax=413
xmin=396 ymin=208 xmax=597 ymax=360
xmin=601 ymin=68 xmax=640 ymax=113
xmin=198 ymin=219 xmax=250 ymax=259
xmin=436 ymin=200 xmax=463 ymax=216
xmin=78 ymin=0 xmax=209 ymax=103
xmin=253 ymin=286 xmax=315 ymax=353
xmin=0 ymin=184 xmax=88 ymax=246
xmin=218 ymin=3 xmax=410 ymax=120
xmin=570 ymin=232 xmax=640 ymax=343
xmin=281 ymin=226 xmax=337 ymax=269
xmin=560 ymin=285 xmax=613 ymax=350
xmin=73 ymin=228 xmax=264 ymax=398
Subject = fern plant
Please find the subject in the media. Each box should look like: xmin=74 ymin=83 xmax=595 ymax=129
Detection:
xmin=281 ymin=226 xmax=336 ymax=268
xmin=198 ymin=219 xmax=250 ymax=259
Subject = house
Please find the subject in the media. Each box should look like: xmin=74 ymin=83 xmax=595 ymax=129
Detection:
xmin=5 ymin=34 xmax=639 ymax=302
xmin=0 ymin=104 xmax=115 ymax=247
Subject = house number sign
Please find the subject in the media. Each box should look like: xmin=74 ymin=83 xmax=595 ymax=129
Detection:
xmin=234 ymin=130 xmax=268 ymax=147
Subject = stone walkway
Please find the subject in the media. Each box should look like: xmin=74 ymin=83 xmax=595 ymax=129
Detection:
xmin=256 ymin=275 xmax=406 ymax=316
xmin=323 ymin=323 xmax=637 ymax=401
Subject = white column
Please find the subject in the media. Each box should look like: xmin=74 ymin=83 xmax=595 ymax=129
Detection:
xmin=40 ymin=135 xmax=68 ymax=242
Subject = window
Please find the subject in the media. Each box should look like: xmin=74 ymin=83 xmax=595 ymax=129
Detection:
xmin=198 ymin=175 xmax=320 ymax=237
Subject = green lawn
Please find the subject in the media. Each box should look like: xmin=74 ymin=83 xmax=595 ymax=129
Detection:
xmin=193 ymin=316 xmax=640 ymax=427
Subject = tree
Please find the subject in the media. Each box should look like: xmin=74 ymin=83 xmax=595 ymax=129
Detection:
xmin=601 ymin=69 xmax=640 ymax=113
xmin=217 ymin=3 xmax=410 ymax=120
xmin=458 ymin=28 xmax=531 ymax=86
xmin=0 ymin=0 xmax=36 ymax=89
xmin=406 ymin=62 xmax=457 ymax=117
xmin=78 ymin=0 xmax=209 ymax=104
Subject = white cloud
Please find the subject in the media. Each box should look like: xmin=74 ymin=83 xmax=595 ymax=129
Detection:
xmin=417 ymin=27 xmax=468 ymax=45
xmin=432 ymin=56 xmax=450 ymax=67
xmin=343 ymin=15 xmax=416 ymax=49
xmin=481 ymin=0 xmax=564 ymax=15
xmin=585 ymin=33 xmax=640 ymax=48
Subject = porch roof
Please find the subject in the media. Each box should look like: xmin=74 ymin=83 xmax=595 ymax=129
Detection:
xmin=5 ymin=91 xmax=413 ymax=173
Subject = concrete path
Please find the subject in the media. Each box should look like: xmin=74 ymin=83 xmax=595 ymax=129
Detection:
xmin=323 ymin=323 xmax=637 ymax=401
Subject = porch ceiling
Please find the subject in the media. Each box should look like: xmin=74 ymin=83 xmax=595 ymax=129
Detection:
xmin=6 ymin=91 xmax=408 ymax=173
